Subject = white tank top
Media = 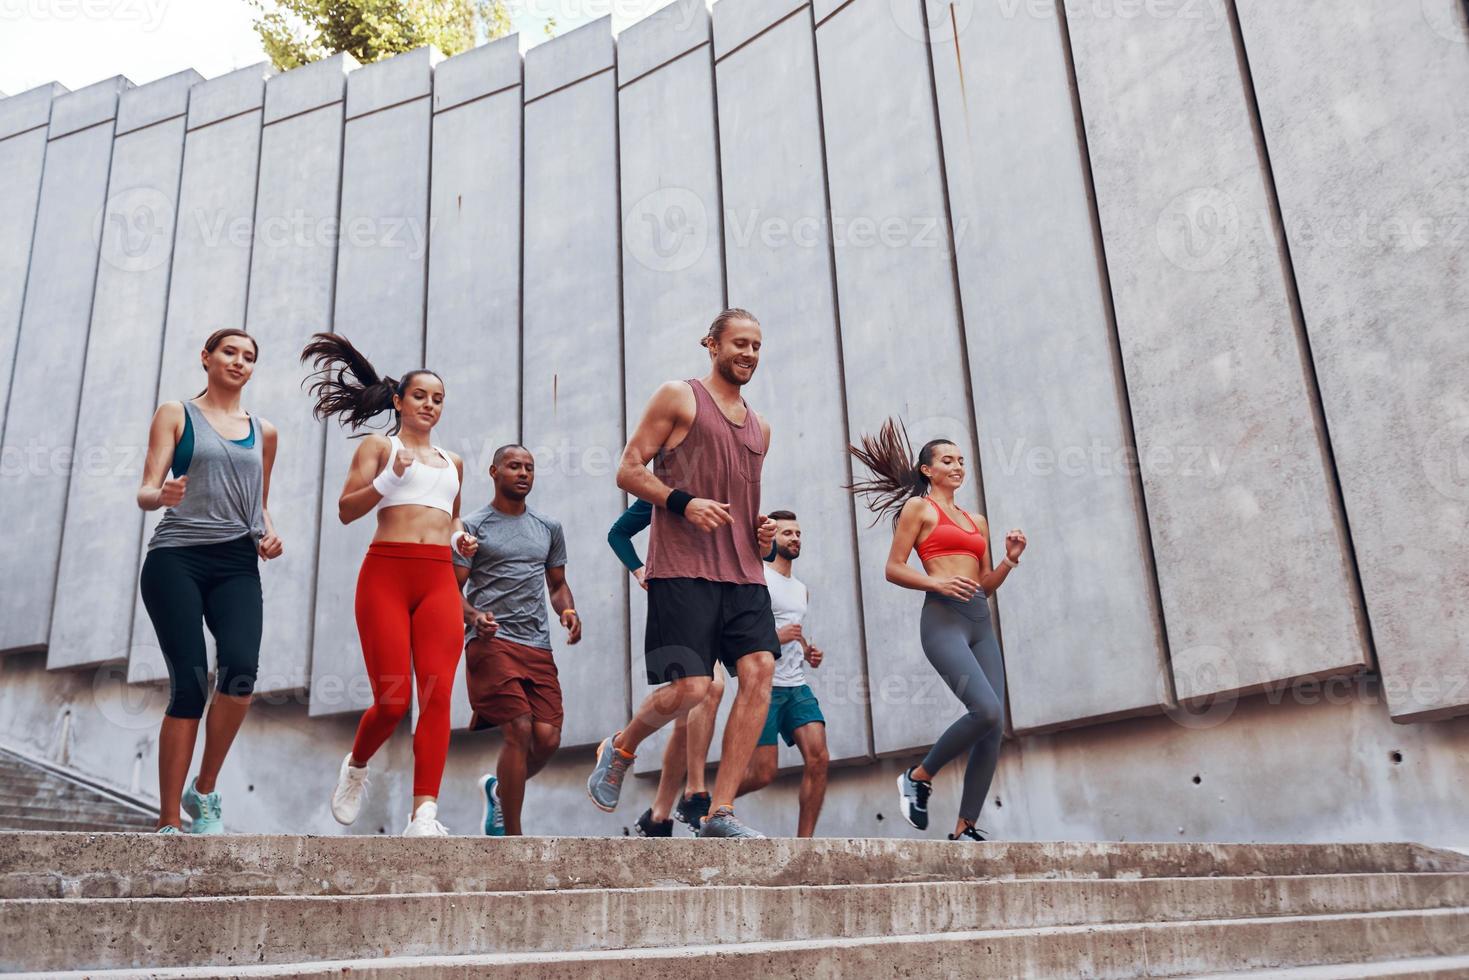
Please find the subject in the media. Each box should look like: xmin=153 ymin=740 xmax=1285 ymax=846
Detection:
xmin=377 ymin=435 xmax=459 ymax=515
xmin=764 ymin=564 xmax=809 ymax=688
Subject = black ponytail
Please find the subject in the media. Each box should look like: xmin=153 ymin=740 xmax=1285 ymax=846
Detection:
xmin=847 ymin=417 xmax=955 ymax=526
xmin=300 ymin=332 xmax=438 ymax=437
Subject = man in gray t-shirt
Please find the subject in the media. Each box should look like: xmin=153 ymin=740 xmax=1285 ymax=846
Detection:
xmin=453 ymin=445 xmax=580 ymax=837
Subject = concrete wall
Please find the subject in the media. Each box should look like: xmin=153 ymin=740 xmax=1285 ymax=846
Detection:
xmin=1065 ymin=0 xmax=1371 ymax=703
xmin=309 ymin=49 xmax=435 ymax=717
xmin=128 ymin=64 xmax=273 ymax=685
xmin=425 ymin=37 xmax=524 ymax=732
xmin=0 ymin=77 xmax=131 ymax=654
xmin=522 ymin=20 xmax=628 ymax=748
xmin=1 ymin=0 xmax=1466 ymax=843
xmin=49 ymin=70 xmax=200 ymax=673
xmin=1233 ymin=0 xmax=1469 ymax=723
xmin=243 ymin=54 xmax=355 ymax=695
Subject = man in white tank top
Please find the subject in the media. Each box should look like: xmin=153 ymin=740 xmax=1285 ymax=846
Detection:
xmin=735 ymin=511 xmax=830 ymax=837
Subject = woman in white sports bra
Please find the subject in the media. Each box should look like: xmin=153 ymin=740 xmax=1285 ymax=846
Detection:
xmin=301 ymin=333 xmax=479 ymax=837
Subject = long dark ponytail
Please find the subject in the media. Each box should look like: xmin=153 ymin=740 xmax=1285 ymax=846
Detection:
xmin=300 ymin=332 xmax=440 ymax=437
xmin=848 ymin=417 xmax=956 ymax=526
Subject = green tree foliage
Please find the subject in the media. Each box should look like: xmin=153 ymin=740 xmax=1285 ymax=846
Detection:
xmin=249 ymin=0 xmax=516 ymax=71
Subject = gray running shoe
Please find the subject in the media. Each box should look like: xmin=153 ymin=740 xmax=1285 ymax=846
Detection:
xmin=698 ymin=805 xmax=765 ymax=839
xmin=896 ymin=766 xmax=931 ymax=831
xmin=587 ymin=734 xmax=633 ymax=812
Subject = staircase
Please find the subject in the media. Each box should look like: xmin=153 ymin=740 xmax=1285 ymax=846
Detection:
xmin=2 ymin=835 xmax=1468 ymax=977
xmin=0 ymin=748 xmax=155 ymax=834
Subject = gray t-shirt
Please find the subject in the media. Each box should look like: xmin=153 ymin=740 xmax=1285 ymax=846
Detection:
xmin=454 ymin=503 xmax=567 ymax=649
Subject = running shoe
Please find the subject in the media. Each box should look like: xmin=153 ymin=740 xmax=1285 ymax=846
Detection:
xmin=403 ymin=800 xmax=449 ymax=837
xmin=896 ymin=767 xmax=931 ymax=831
xmin=635 ymin=808 xmax=674 ymax=838
xmin=478 ymin=774 xmax=505 ymax=837
xmin=948 ymin=826 xmax=988 ymax=842
xmin=156 ymin=825 xmax=181 ymax=835
xmin=587 ymin=734 xmax=634 ymax=812
xmin=331 ymin=753 xmax=370 ymax=826
xmin=674 ymin=791 xmax=711 ymax=833
xmin=181 ymin=778 xmax=223 ymax=834
xmin=698 ymin=805 xmax=765 ymax=839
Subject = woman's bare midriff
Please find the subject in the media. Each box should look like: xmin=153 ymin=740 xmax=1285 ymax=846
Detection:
xmin=920 ymin=553 xmax=983 ymax=584
xmin=372 ymin=504 xmax=456 ymax=545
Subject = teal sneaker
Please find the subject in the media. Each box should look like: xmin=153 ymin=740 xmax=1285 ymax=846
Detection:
xmin=586 ymin=734 xmax=634 ymax=812
xmin=478 ymin=774 xmax=505 ymax=836
xmin=156 ymin=825 xmax=181 ymax=835
xmin=182 ymin=778 xmax=223 ymax=834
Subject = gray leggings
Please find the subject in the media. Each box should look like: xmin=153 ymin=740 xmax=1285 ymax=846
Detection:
xmin=918 ymin=592 xmax=1006 ymax=824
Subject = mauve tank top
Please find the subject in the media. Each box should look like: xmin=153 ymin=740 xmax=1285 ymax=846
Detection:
xmin=644 ymin=379 xmax=767 ymax=586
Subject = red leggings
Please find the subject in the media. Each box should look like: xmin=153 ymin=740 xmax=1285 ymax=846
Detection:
xmin=350 ymin=542 xmax=463 ymax=798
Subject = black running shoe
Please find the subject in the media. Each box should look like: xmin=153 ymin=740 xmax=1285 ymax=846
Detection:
xmin=674 ymin=791 xmax=711 ymax=833
xmin=635 ymin=808 xmax=674 ymax=838
xmin=896 ymin=767 xmax=931 ymax=831
xmin=948 ymin=826 xmax=988 ymax=842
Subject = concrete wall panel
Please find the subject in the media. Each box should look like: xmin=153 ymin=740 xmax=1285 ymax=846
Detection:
xmin=0 ymin=84 xmax=66 ymax=502
xmin=715 ymin=0 xmax=870 ymax=771
xmin=0 ymin=77 xmax=130 ymax=654
xmin=521 ymin=19 xmax=625 ymax=748
xmin=1064 ymin=3 xmax=1369 ymax=702
xmin=48 ymin=70 xmax=199 ymax=672
xmin=426 ymin=37 xmax=524 ymax=731
xmin=1234 ymin=0 xmax=1469 ymax=722
xmin=619 ymin=0 xmax=732 ymax=775
xmin=129 ymin=65 xmax=271 ymax=684
xmin=927 ymin=5 xmax=1166 ymax=732
xmin=242 ymin=54 xmax=355 ymax=695
xmin=813 ymin=0 xmax=978 ymax=757
xmin=309 ymin=49 xmax=436 ymax=717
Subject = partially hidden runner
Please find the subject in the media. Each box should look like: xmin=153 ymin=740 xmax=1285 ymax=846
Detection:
xmin=588 ymin=308 xmax=778 ymax=839
xmin=456 ymin=444 xmax=580 ymax=837
xmin=609 ymin=498 xmax=723 ymax=836
xmin=733 ymin=510 xmax=830 ymax=837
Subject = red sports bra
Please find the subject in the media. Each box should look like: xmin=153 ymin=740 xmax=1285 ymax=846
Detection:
xmin=915 ymin=497 xmax=987 ymax=564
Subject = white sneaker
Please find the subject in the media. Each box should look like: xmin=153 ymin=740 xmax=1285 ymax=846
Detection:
xmin=403 ymin=800 xmax=449 ymax=837
xmin=331 ymin=753 xmax=370 ymax=826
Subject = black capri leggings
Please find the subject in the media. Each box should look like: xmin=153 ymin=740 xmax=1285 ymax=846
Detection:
xmin=139 ymin=534 xmax=262 ymax=719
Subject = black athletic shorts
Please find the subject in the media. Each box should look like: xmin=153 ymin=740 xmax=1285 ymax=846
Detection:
xmin=644 ymin=577 xmax=780 ymax=685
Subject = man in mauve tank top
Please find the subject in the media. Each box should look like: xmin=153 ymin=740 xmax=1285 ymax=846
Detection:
xmin=587 ymin=309 xmax=779 ymax=838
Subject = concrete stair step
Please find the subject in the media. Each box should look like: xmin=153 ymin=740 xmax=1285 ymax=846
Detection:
xmin=17 ymin=908 xmax=1469 ymax=979
xmin=0 ymin=815 xmax=155 ymax=834
xmin=4 ymin=872 xmax=1468 ymax=972
xmin=0 ymin=799 xmax=153 ymax=822
xmin=1184 ymin=954 xmax=1469 ymax=977
xmin=5 ymin=835 xmax=1466 ymax=900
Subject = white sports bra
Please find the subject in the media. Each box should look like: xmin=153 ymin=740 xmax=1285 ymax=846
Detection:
xmin=376 ymin=435 xmax=459 ymax=515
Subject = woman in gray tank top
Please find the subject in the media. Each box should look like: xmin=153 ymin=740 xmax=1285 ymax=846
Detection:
xmin=136 ymin=329 xmax=283 ymax=834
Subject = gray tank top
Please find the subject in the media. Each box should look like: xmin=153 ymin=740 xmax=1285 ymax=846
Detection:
xmin=148 ymin=400 xmax=266 ymax=551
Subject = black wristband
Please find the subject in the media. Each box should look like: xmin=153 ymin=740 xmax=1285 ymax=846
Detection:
xmin=666 ymin=489 xmax=693 ymax=515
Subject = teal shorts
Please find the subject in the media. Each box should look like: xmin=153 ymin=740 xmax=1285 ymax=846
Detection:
xmin=759 ymin=684 xmax=825 ymax=747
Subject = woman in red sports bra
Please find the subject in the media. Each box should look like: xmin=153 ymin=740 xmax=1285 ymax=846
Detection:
xmin=850 ymin=418 xmax=1027 ymax=842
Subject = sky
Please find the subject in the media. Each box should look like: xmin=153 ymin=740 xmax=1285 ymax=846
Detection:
xmin=0 ymin=0 xmax=679 ymax=96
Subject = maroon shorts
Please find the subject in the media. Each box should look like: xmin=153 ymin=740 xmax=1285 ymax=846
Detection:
xmin=465 ymin=635 xmax=564 ymax=731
